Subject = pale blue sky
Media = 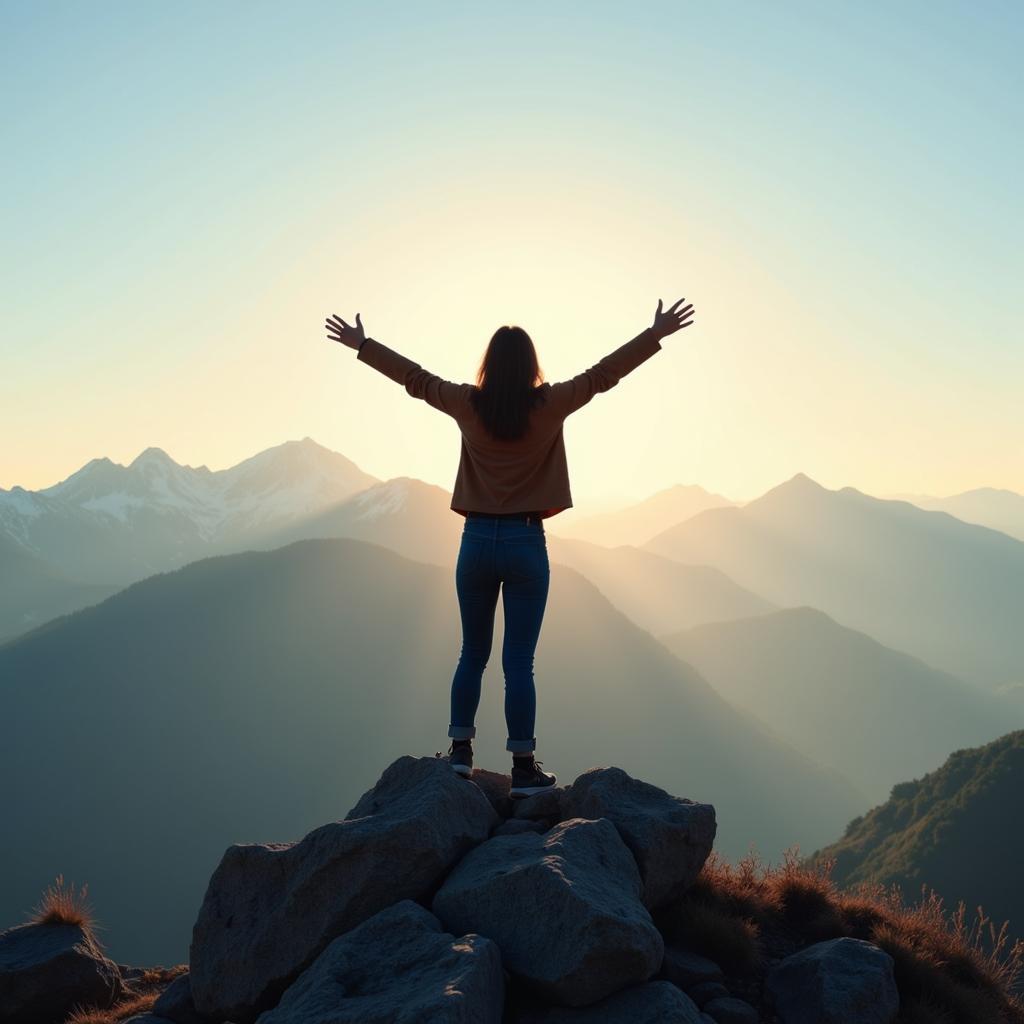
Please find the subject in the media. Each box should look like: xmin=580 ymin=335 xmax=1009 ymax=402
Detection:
xmin=2 ymin=1 xmax=1021 ymax=501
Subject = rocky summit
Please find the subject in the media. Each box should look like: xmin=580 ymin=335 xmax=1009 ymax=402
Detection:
xmin=0 ymin=754 xmax=908 ymax=1024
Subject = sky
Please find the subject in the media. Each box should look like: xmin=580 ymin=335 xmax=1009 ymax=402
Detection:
xmin=2 ymin=0 xmax=1021 ymax=504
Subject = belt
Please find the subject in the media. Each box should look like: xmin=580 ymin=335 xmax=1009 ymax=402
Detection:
xmin=467 ymin=510 xmax=545 ymax=523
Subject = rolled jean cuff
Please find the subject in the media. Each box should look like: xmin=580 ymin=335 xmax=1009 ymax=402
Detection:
xmin=448 ymin=724 xmax=477 ymax=739
xmin=506 ymin=736 xmax=537 ymax=753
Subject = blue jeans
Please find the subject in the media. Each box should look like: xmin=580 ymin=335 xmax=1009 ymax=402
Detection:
xmin=448 ymin=514 xmax=550 ymax=752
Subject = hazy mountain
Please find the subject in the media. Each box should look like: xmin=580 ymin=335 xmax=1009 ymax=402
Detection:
xmin=251 ymin=476 xmax=462 ymax=568
xmin=543 ymin=535 xmax=776 ymax=636
xmin=810 ymin=731 xmax=1024 ymax=949
xmin=660 ymin=606 xmax=1018 ymax=802
xmin=547 ymin=484 xmax=737 ymax=547
xmin=0 ymin=438 xmax=379 ymax=637
xmin=0 ymin=536 xmax=863 ymax=966
xmin=644 ymin=473 xmax=1024 ymax=690
xmin=252 ymin=484 xmax=776 ymax=635
xmin=892 ymin=488 xmax=1024 ymax=543
xmin=0 ymin=532 xmax=119 ymax=643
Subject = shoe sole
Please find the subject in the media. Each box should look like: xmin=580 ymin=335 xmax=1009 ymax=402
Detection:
xmin=451 ymin=764 xmax=473 ymax=777
xmin=510 ymin=782 xmax=557 ymax=797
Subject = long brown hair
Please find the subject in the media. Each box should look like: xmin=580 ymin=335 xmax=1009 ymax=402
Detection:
xmin=469 ymin=325 xmax=547 ymax=441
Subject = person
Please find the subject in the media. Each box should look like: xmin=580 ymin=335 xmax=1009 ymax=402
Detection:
xmin=324 ymin=298 xmax=695 ymax=796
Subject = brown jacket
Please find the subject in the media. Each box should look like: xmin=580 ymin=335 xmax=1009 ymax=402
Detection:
xmin=356 ymin=327 xmax=664 ymax=519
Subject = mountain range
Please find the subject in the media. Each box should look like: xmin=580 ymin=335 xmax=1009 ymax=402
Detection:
xmin=889 ymin=487 xmax=1024 ymax=543
xmin=0 ymin=438 xmax=378 ymax=640
xmin=0 ymin=536 xmax=862 ymax=966
xmin=660 ymin=606 xmax=1020 ymax=803
xmin=643 ymin=473 xmax=1024 ymax=690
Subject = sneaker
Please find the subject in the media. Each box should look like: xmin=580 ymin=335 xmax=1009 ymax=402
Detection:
xmin=510 ymin=758 xmax=557 ymax=798
xmin=436 ymin=740 xmax=473 ymax=777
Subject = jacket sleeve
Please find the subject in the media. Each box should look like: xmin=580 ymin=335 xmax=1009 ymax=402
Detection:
xmin=547 ymin=327 xmax=663 ymax=417
xmin=356 ymin=336 xmax=472 ymax=420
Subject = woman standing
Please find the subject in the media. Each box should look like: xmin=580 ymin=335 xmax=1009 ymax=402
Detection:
xmin=325 ymin=298 xmax=694 ymax=797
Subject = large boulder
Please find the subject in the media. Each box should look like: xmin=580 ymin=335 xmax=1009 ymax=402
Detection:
xmin=433 ymin=816 xmax=664 ymax=1007
xmin=468 ymin=767 xmax=515 ymax=818
xmin=561 ymin=767 xmax=716 ymax=909
xmin=189 ymin=755 xmax=498 ymax=1023
xmin=254 ymin=900 xmax=503 ymax=1023
xmin=0 ymin=920 xmax=123 ymax=1024
xmin=765 ymin=936 xmax=899 ymax=1024
xmin=659 ymin=946 xmax=724 ymax=989
xmin=151 ymin=971 xmax=204 ymax=1024
xmin=517 ymin=980 xmax=702 ymax=1023
xmin=511 ymin=787 xmax=565 ymax=821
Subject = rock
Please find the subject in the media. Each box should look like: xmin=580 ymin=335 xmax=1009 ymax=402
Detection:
xmin=469 ymin=767 xmax=515 ymax=817
xmin=117 ymin=962 xmax=151 ymax=982
xmin=189 ymin=754 xmax=499 ymax=1023
xmin=689 ymin=980 xmax=730 ymax=1006
xmin=660 ymin=946 xmax=725 ymax=989
xmin=512 ymin=787 xmax=565 ymax=820
xmin=518 ymin=980 xmax=703 ymax=1023
xmin=152 ymin=971 xmax=205 ymax=1024
xmin=703 ymin=995 xmax=759 ymax=1023
xmin=766 ymin=936 xmax=899 ymax=1024
xmin=433 ymin=816 xmax=663 ymax=1007
xmin=494 ymin=817 xmax=548 ymax=836
xmin=561 ymin=767 xmax=716 ymax=910
xmin=253 ymin=900 xmax=503 ymax=1023
xmin=0 ymin=920 xmax=123 ymax=1024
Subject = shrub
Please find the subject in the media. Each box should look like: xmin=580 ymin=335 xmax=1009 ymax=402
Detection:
xmin=663 ymin=847 xmax=1024 ymax=1024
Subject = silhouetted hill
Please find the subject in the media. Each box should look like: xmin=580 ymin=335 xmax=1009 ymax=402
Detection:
xmin=645 ymin=473 xmax=1024 ymax=689
xmin=0 ymin=533 xmax=117 ymax=644
xmin=0 ymin=536 xmax=862 ymax=966
xmin=548 ymin=484 xmax=736 ymax=547
xmin=810 ymin=731 xmax=1024 ymax=949
xmin=896 ymin=487 xmax=1024 ymax=543
xmin=543 ymin=536 xmax=776 ymax=636
xmin=660 ymin=606 xmax=1019 ymax=802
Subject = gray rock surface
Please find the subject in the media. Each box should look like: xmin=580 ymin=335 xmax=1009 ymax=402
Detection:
xmin=766 ymin=936 xmax=899 ymax=1024
xmin=433 ymin=816 xmax=663 ymax=1007
xmin=152 ymin=971 xmax=204 ymax=1024
xmin=512 ymin=787 xmax=565 ymax=820
xmin=703 ymin=995 xmax=759 ymax=1023
xmin=660 ymin=946 xmax=725 ymax=989
xmin=254 ymin=900 xmax=503 ymax=1024
xmin=562 ymin=767 xmax=716 ymax=909
xmin=0 ymin=920 xmax=123 ymax=1024
xmin=189 ymin=755 xmax=498 ymax=1023
xmin=689 ymin=980 xmax=730 ymax=1005
xmin=517 ymin=979 xmax=703 ymax=1023
xmin=468 ymin=767 xmax=515 ymax=817
xmin=494 ymin=817 xmax=548 ymax=836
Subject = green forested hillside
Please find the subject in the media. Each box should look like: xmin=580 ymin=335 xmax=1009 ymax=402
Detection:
xmin=811 ymin=731 xmax=1024 ymax=944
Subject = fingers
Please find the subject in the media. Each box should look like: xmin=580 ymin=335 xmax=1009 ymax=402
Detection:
xmin=656 ymin=299 xmax=663 ymax=315
xmin=666 ymin=297 xmax=687 ymax=313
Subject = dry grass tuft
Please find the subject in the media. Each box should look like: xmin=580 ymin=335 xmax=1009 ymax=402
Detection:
xmin=661 ymin=847 xmax=1024 ymax=1024
xmin=64 ymin=964 xmax=186 ymax=1024
xmin=28 ymin=874 xmax=97 ymax=933
xmin=65 ymin=992 xmax=157 ymax=1024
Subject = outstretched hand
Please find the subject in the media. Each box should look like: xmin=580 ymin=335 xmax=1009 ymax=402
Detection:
xmin=325 ymin=312 xmax=366 ymax=350
xmin=651 ymin=297 xmax=695 ymax=339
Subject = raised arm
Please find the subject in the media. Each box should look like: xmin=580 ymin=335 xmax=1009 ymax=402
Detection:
xmin=547 ymin=297 xmax=695 ymax=418
xmin=325 ymin=312 xmax=471 ymax=420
